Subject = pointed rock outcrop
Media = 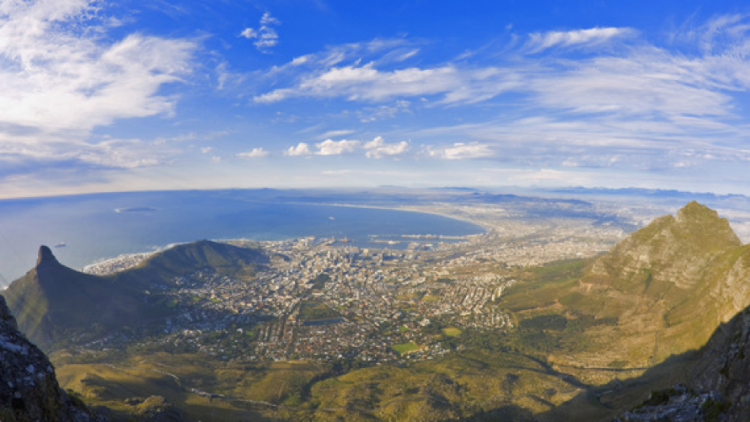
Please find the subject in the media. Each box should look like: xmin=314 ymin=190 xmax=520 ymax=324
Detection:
xmin=36 ymin=245 xmax=59 ymax=267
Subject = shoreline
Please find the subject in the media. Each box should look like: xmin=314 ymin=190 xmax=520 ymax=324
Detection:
xmin=80 ymin=202 xmax=487 ymax=276
xmin=296 ymin=201 xmax=491 ymax=232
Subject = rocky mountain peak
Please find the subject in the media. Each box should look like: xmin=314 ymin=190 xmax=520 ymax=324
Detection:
xmin=673 ymin=201 xmax=741 ymax=247
xmin=675 ymin=200 xmax=713 ymax=221
xmin=584 ymin=201 xmax=743 ymax=297
xmin=36 ymin=245 xmax=60 ymax=267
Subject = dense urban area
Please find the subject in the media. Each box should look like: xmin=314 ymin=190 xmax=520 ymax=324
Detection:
xmin=81 ymin=205 xmax=627 ymax=365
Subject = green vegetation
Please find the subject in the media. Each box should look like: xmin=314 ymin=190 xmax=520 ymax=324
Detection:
xmin=298 ymin=299 xmax=342 ymax=322
xmin=519 ymin=314 xmax=568 ymax=331
xmin=308 ymin=273 xmax=331 ymax=290
xmin=500 ymin=259 xmax=588 ymax=312
xmin=701 ymin=397 xmax=732 ymax=422
xmin=442 ymin=327 xmax=462 ymax=337
xmin=55 ymin=352 xmax=329 ymax=421
xmin=436 ymin=277 xmax=455 ymax=284
xmin=391 ymin=342 xmax=422 ymax=355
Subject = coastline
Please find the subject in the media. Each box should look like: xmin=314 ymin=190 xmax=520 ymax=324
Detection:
xmin=78 ymin=202 xmax=486 ymax=276
xmin=293 ymin=201 xmax=491 ymax=232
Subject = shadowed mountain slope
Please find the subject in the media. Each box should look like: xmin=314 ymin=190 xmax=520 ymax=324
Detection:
xmin=3 ymin=246 xmax=147 ymax=349
xmin=3 ymin=241 xmax=267 ymax=349
xmin=689 ymin=305 xmax=750 ymax=422
xmin=118 ymin=239 xmax=268 ymax=285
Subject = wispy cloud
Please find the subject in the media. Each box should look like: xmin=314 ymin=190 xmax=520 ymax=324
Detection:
xmin=526 ymin=27 xmax=635 ymax=53
xmin=256 ymin=16 xmax=750 ymax=176
xmin=0 ymin=0 xmax=195 ymax=171
xmin=255 ymin=63 xmax=458 ymax=103
xmin=425 ymin=142 xmax=494 ymax=160
xmin=315 ymin=129 xmax=356 ymax=140
xmin=0 ymin=136 xmax=169 ymax=171
xmin=237 ymin=147 xmax=270 ymax=158
xmin=240 ymin=12 xmax=280 ymax=53
xmin=358 ymin=100 xmax=411 ymax=122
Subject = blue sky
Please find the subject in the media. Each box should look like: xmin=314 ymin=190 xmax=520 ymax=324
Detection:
xmin=2 ymin=0 xmax=750 ymax=198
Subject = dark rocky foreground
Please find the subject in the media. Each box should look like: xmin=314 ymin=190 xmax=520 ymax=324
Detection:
xmin=0 ymin=294 xmax=101 ymax=422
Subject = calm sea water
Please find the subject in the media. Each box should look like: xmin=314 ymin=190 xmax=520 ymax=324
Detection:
xmin=0 ymin=190 xmax=483 ymax=286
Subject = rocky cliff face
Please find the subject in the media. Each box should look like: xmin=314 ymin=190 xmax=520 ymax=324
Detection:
xmin=584 ymin=201 xmax=741 ymax=293
xmin=688 ymin=307 xmax=750 ymax=421
xmin=0 ymin=294 xmax=102 ymax=422
xmin=569 ymin=201 xmax=750 ymax=368
xmin=612 ymin=306 xmax=750 ymax=421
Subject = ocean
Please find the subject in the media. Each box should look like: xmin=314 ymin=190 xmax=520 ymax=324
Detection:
xmin=0 ymin=190 xmax=484 ymax=286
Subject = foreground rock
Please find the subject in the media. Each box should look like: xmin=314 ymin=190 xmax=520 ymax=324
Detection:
xmin=0 ymin=295 xmax=102 ymax=422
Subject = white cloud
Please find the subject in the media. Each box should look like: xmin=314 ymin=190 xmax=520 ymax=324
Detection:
xmin=237 ymin=147 xmax=270 ymax=158
xmin=528 ymin=50 xmax=735 ymax=119
xmin=201 ymin=147 xmax=214 ymax=154
xmin=254 ymin=62 xmax=525 ymax=105
xmin=358 ymin=100 xmax=411 ymax=122
xmin=364 ymin=136 xmax=409 ymax=158
xmin=426 ymin=142 xmax=494 ymax=160
xmin=321 ymin=169 xmax=355 ymax=176
xmin=258 ymin=15 xmax=750 ymax=173
xmin=240 ymin=11 xmax=280 ymax=53
xmin=315 ymin=139 xmax=360 ymax=155
xmin=65 ymin=138 xmax=164 ymax=168
xmin=315 ymin=129 xmax=355 ymax=140
xmin=284 ymin=142 xmax=312 ymax=156
xmin=0 ymin=0 xmax=195 ymax=169
xmin=255 ymin=63 xmax=458 ymax=103
xmin=526 ymin=27 xmax=634 ymax=53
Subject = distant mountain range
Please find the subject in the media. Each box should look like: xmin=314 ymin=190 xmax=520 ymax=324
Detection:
xmin=542 ymin=186 xmax=750 ymax=204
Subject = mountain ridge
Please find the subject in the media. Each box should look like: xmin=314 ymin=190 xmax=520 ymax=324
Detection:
xmin=4 ymin=240 xmax=268 ymax=350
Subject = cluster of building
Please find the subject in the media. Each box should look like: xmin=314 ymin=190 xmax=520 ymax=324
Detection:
xmin=78 ymin=206 xmax=627 ymax=365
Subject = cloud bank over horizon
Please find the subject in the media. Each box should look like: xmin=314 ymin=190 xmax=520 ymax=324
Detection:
xmin=2 ymin=0 xmax=750 ymax=197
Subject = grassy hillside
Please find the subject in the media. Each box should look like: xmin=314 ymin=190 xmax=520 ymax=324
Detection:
xmin=120 ymin=239 xmax=268 ymax=285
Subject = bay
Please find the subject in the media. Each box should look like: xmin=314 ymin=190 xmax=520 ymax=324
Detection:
xmin=0 ymin=190 xmax=483 ymax=286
